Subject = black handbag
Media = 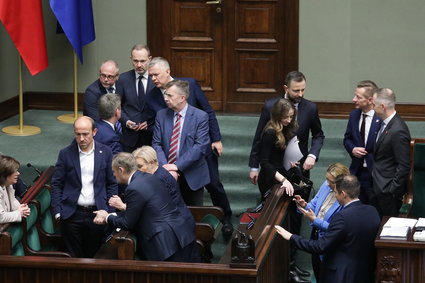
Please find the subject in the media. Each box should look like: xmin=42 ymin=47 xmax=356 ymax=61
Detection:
xmin=287 ymin=166 xmax=314 ymax=197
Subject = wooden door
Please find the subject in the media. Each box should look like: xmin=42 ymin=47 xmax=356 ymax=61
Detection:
xmin=147 ymin=0 xmax=298 ymax=113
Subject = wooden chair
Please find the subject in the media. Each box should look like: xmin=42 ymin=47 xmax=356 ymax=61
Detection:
xmin=399 ymin=138 xmax=425 ymax=217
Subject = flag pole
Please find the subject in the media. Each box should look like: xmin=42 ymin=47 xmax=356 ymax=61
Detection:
xmin=2 ymin=56 xmax=41 ymax=136
xmin=57 ymin=51 xmax=82 ymax=123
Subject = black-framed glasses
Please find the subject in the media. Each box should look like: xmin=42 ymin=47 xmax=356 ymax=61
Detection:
xmin=99 ymin=73 xmax=117 ymax=80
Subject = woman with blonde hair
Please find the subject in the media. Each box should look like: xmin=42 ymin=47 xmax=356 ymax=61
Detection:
xmin=109 ymin=146 xmax=193 ymax=224
xmin=0 ymin=155 xmax=30 ymax=224
xmin=258 ymin=98 xmax=298 ymax=199
xmin=293 ymin=162 xmax=350 ymax=281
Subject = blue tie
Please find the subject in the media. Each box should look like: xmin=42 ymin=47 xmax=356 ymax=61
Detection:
xmin=115 ymin=121 xmax=122 ymax=135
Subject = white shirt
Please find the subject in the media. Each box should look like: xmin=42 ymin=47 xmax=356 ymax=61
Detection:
xmin=103 ymin=120 xmax=115 ymax=131
xmin=77 ymin=143 xmax=96 ymax=206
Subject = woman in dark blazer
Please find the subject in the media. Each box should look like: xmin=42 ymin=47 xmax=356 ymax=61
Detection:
xmin=258 ymin=98 xmax=297 ymax=199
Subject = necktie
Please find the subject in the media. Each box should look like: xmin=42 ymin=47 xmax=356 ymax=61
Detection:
xmin=107 ymin=87 xmax=115 ymax=93
xmin=168 ymin=113 xmax=181 ymax=164
xmin=360 ymin=113 xmax=367 ymax=143
xmin=115 ymin=121 xmax=122 ymax=135
xmin=376 ymin=122 xmax=386 ymax=142
xmin=137 ymin=75 xmax=145 ymax=97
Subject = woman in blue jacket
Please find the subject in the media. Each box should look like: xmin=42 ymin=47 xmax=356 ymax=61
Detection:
xmin=293 ymin=162 xmax=349 ymax=281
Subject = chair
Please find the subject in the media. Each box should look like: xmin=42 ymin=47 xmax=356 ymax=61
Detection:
xmin=399 ymin=138 xmax=425 ymax=217
xmin=21 ymin=202 xmax=70 ymax=257
xmin=0 ymin=222 xmax=25 ymax=256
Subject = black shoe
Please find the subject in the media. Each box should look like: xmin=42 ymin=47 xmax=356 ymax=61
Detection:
xmin=289 ymin=270 xmax=310 ymax=283
xmin=222 ymin=219 xmax=234 ymax=236
xmin=292 ymin=264 xmax=311 ymax=277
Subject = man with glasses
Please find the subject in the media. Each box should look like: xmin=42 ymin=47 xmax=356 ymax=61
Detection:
xmin=118 ymin=44 xmax=156 ymax=152
xmin=84 ymin=60 xmax=123 ymax=121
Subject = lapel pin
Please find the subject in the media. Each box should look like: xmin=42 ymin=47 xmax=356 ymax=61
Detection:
xmin=376 ymin=119 xmax=380 ymax=123
xmin=99 ymin=150 xmax=103 ymax=153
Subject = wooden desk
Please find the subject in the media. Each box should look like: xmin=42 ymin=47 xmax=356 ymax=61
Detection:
xmin=375 ymin=217 xmax=425 ymax=283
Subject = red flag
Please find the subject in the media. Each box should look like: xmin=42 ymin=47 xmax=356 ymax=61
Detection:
xmin=0 ymin=0 xmax=48 ymax=75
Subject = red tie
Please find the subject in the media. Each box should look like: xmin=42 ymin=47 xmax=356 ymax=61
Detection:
xmin=168 ymin=113 xmax=181 ymax=164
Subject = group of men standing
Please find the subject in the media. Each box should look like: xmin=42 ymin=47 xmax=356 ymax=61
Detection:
xmin=248 ymin=73 xmax=411 ymax=282
xmin=51 ymin=43 xmax=233 ymax=261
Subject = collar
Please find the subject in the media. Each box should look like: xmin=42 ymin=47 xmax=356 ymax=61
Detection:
xmin=102 ymin=120 xmax=115 ymax=130
xmin=128 ymin=171 xmax=136 ymax=185
xmin=175 ymin=103 xmax=189 ymax=118
xmin=383 ymin=111 xmax=397 ymax=125
xmin=78 ymin=142 xmax=95 ymax=155
xmin=362 ymin=109 xmax=375 ymax=117
xmin=135 ymin=70 xmax=148 ymax=80
xmin=343 ymin=199 xmax=360 ymax=208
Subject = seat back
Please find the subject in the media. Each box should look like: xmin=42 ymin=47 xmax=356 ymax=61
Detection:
xmin=23 ymin=202 xmax=42 ymax=252
xmin=35 ymin=187 xmax=56 ymax=234
xmin=411 ymin=143 xmax=425 ymax=217
xmin=5 ymin=222 xmax=25 ymax=256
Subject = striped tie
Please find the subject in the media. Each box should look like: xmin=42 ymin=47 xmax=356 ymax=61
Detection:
xmin=168 ymin=113 xmax=181 ymax=164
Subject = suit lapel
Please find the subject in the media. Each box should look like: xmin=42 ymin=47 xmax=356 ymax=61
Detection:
xmin=180 ymin=105 xmax=193 ymax=147
xmin=71 ymin=142 xmax=82 ymax=185
xmin=375 ymin=115 xmax=396 ymax=148
xmin=93 ymin=142 xmax=102 ymax=185
xmin=165 ymin=109 xmax=174 ymax=154
xmin=366 ymin=114 xmax=381 ymax=148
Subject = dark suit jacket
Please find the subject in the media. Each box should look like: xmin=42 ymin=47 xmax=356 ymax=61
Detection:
xmin=152 ymin=104 xmax=210 ymax=190
xmin=372 ymin=114 xmax=411 ymax=198
xmin=84 ymin=79 xmax=124 ymax=121
xmin=343 ymin=109 xmax=382 ymax=175
xmin=107 ymin=171 xmax=196 ymax=261
xmin=118 ymin=70 xmax=156 ymax=147
xmin=249 ymin=96 xmax=324 ymax=168
xmin=146 ymin=77 xmax=221 ymax=143
xmin=94 ymin=120 xmax=123 ymax=155
xmin=291 ymin=201 xmax=380 ymax=283
xmin=50 ymin=140 xmax=118 ymax=220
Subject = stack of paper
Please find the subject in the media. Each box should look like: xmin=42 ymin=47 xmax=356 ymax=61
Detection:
xmin=379 ymin=217 xmax=418 ymax=240
xmin=415 ymin=218 xmax=425 ymax=231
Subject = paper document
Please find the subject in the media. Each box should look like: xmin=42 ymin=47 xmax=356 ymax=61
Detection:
xmin=384 ymin=217 xmax=418 ymax=229
xmin=380 ymin=226 xmax=410 ymax=240
xmin=283 ymin=136 xmax=304 ymax=170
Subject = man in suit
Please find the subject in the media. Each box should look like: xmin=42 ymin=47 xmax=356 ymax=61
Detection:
xmin=343 ymin=80 xmax=381 ymax=204
xmin=275 ymin=174 xmax=380 ymax=283
xmin=93 ymin=152 xmax=200 ymax=262
xmin=371 ymin=88 xmax=411 ymax=218
xmin=147 ymin=57 xmax=233 ymax=235
xmin=119 ymin=44 xmax=156 ymax=152
xmin=249 ymin=71 xmax=324 ymax=183
xmin=84 ymin=60 xmax=124 ymax=121
xmin=50 ymin=116 xmax=118 ymax=258
xmin=94 ymin=93 xmax=123 ymax=155
xmin=152 ymin=79 xmax=210 ymax=206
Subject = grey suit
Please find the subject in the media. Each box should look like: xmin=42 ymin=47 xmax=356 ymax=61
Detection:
xmin=371 ymin=113 xmax=411 ymax=217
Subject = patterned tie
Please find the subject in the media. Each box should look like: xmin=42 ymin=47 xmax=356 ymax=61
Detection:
xmin=107 ymin=87 xmax=115 ymax=93
xmin=376 ymin=122 xmax=386 ymax=142
xmin=360 ymin=113 xmax=367 ymax=143
xmin=168 ymin=113 xmax=181 ymax=164
xmin=115 ymin=121 xmax=122 ymax=135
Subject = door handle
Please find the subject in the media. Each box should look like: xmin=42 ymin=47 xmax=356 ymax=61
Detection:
xmin=206 ymin=0 xmax=221 ymax=4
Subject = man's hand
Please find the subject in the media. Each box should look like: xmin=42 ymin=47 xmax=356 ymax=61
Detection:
xmin=93 ymin=210 xmax=109 ymax=225
xmin=211 ymin=141 xmax=223 ymax=156
xmin=275 ymin=225 xmax=293 ymax=240
xmin=249 ymin=170 xmax=259 ymax=185
xmin=126 ymin=120 xmax=148 ymax=131
xmin=109 ymin=195 xmax=126 ymax=211
xmin=303 ymin=156 xmax=316 ymax=171
xmin=352 ymin=147 xmax=368 ymax=158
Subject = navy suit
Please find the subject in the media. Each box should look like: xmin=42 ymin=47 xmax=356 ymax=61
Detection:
xmin=51 ymin=140 xmax=118 ymax=257
xmin=147 ymin=77 xmax=232 ymax=218
xmin=249 ymin=96 xmax=324 ymax=174
xmin=118 ymin=70 xmax=156 ymax=151
xmin=84 ymin=79 xmax=124 ymax=121
xmin=371 ymin=114 xmax=411 ymax=217
xmin=291 ymin=201 xmax=380 ymax=283
xmin=108 ymin=171 xmax=199 ymax=262
xmin=343 ymin=109 xmax=381 ymax=203
xmin=94 ymin=120 xmax=123 ymax=155
xmin=152 ymin=104 xmax=210 ymax=204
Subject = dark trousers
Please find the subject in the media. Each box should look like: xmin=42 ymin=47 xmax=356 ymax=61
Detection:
xmin=205 ymin=152 xmax=232 ymax=219
xmin=311 ymin=228 xmax=321 ymax=281
xmin=122 ymin=130 xmax=152 ymax=153
xmin=165 ymin=240 xmax=201 ymax=263
xmin=179 ymin=175 xmax=204 ymax=206
xmin=61 ymin=207 xmax=106 ymax=258
xmin=370 ymin=193 xmax=402 ymax=218
xmin=357 ymin=166 xmax=373 ymax=204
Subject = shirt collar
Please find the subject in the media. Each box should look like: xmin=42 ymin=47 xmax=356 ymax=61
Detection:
xmin=78 ymin=142 xmax=95 ymax=155
xmin=383 ymin=111 xmax=396 ymax=125
xmin=176 ymin=103 xmax=188 ymax=118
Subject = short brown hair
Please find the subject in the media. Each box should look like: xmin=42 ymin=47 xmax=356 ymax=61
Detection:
xmin=0 ymin=155 xmax=20 ymax=186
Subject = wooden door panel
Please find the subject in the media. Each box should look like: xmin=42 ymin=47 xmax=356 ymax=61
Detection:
xmin=147 ymin=0 xmax=298 ymax=114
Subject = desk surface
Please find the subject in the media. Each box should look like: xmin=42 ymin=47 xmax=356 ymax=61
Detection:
xmin=375 ymin=216 xmax=425 ymax=249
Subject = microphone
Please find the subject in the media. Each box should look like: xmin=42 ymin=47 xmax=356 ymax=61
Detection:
xmin=27 ymin=163 xmax=42 ymax=182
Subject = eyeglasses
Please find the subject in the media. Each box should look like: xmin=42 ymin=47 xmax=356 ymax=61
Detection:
xmin=99 ymin=73 xmax=118 ymax=80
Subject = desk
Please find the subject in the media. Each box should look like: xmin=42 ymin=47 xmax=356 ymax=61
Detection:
xmin=375 ymin=217 xmax=425 ymax=283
